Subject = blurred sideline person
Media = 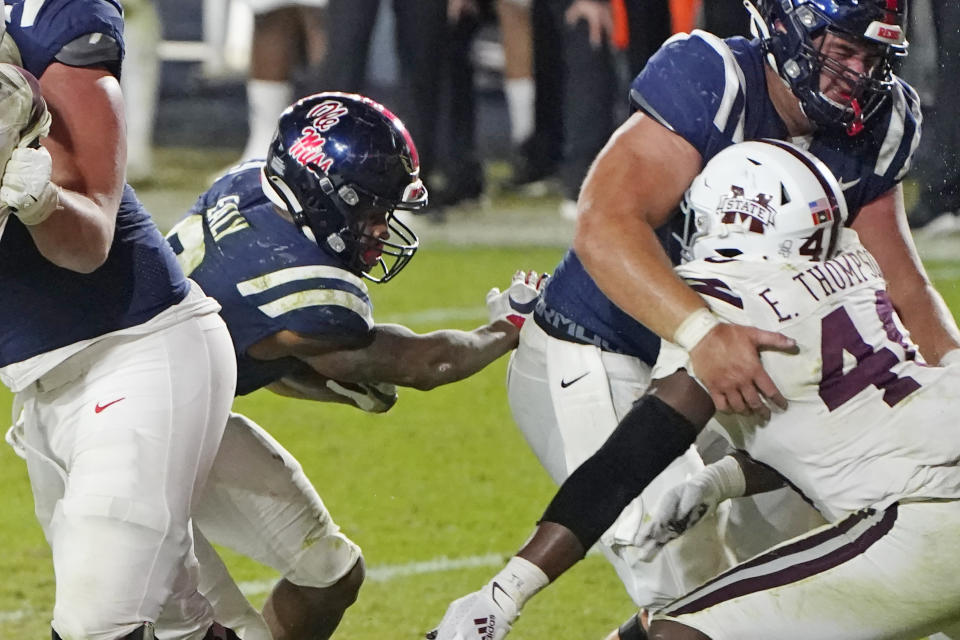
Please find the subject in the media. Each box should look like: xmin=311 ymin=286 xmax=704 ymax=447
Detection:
xmin=237 ymin=1 xmax=328 ymax=164
xmin=120 ymin=0 xmax=161 ymax=183
xmin=906 ymin=0 xmax=960 ymax=231
xmin=434 ymin=0 xmax=537 ymax=208
xmin=161 ymin=92 xmax=544 ymax=640
xmin=498 ymin=0 xmax=960 ymax=636
xmin=0 ymin=2 xmax=240 ymax=639
xmin=428 ymin=139 xmax=960 ymax=640
xmin=322 ymin=0 xmax=447 ymax=195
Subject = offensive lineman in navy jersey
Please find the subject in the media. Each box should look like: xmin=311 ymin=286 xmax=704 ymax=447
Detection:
xmin=0 ymin=1 xmax=240 ymax=639
xmin=163 ymin=92 xmax=542 ymax=640
xmin=490 ymin=0 xmax=960 ymax=637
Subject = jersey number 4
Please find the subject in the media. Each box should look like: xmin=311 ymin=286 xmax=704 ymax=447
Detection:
xmin=818 ymin=296 xmax=920 ymax=411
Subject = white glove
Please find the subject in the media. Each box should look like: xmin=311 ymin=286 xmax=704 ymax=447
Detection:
xmin=1 ymin=145 xmax=59 ymax=226
xmin=426 ymin=557 xmax=547 ymax=640
xmin=0 ymin=63 xmax=55 ymax=228
xmin=486 ymin=270 xmax=548 ymax=329
xmin=426 ymin=584 xmax=519 ymax=640
xmin=635 ymin=455 xmax=746 ymax=561
xmin=324 ymin=379 xmax=398 ymax=413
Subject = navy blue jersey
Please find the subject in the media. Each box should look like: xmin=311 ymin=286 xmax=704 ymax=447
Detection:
xmin=0 ymin=0 xmax=189 ymax=369
xmin=542 ymin=31 xmax=921 ymax=365
xmin=5 ymin=0 xmax=125 ymax=77
xmin=166 ymin=164 xmax=375 ymax=395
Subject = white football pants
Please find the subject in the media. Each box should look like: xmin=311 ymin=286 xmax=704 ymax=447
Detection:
xmin=14 ymin=308 xmax=236 ymax=640
xmin=172 ymin=412 xmax=363 ymax=640
xmin=506 ymin=320 xmax=733 ymax=610
xmin=656 ymin=500 xmax=960 ymax=639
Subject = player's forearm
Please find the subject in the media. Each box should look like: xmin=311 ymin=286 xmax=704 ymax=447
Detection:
xmin=892 ymin=282 xmax=960 ymax=365
xmin=516 ymin=522 xmax=585 ymax=582
xmin=400 ymin=320 xmax=518 ymax=390
xmin=572 ymin=114 xmax=708 ymax=342
xmin=23 ymin=188 xmax=116 ymax=272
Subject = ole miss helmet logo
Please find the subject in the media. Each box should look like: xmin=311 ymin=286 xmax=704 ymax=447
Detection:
xmin=288 ymin=100 xmax=349 ymax=174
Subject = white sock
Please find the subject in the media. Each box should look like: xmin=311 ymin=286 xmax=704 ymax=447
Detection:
xmin=504 ymin=77 xmax=535 ymax=145
xmin=242 ymin=79 xmax=294 ymax=161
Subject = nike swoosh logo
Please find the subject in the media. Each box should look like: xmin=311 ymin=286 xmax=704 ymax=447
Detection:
xmin=838 ymin=177 xmax=860 ymax=190
xmin=94 ymin=397 xmax=126 ymax=414
xmin=490 ymin=581 xmax=513 ymax=610
xmin=560 ymin=372 xmax=589 ymax=388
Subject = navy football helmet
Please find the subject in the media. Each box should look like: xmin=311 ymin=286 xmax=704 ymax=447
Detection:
xmin=746 ymin=0 xmax=908 ymax=136
xmin=261 ymin=92 xmax=427 ymax=282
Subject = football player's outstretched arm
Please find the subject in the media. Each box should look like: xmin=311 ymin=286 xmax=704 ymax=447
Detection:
xmin=572 ymin=113 xmax=795 ymax=415
xmin=852 ymin=184 xmax=960 ymax=365
xmin=301 ymin=320 xmax=519 ymax=391
xmin=248 ymin=271 xmax=545 ymax=392
xmin=10 ymin=63 xmax=125 ymax=272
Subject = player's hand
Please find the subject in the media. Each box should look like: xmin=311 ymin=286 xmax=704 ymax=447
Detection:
xmin=635 ymin=456 xmax=745 ymax=561
xmin=0 ymin=64 xmax=56 ymax=227
xmin=564 ymin=0 xmax=613 ymax=48
xmin=1 ymin=145 xmax=58 ymax=226
xmin=486 ymin=270 xmax=548 ymax=330
xmin=426 ymin=586 xmax=519 ymax=640
xmin=325 ymin=380 xmax=398 ymax=413
xmin=690 ymin=323 xmax=795 ymax=418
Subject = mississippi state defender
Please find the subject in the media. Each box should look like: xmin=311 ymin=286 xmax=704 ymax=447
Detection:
xmin=166 ymin=92 xmax=541 ymax=640
xmin=641 ymin=141 xmax=960 ymax=639
xmin=0 ymin=2 xmax=238 ymax=639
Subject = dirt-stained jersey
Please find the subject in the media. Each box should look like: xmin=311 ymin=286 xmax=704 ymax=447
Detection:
xmin=654 ymin=236 xmax=960 ymax=522
xmin=166 ymin=163 xmax=375 ymax=395
xmin=0 ymin=0 xmax=189 ymax=371
xmin=539 ymin=31 xmax=921 ymax=364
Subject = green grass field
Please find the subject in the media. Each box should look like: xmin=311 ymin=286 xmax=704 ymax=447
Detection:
xmin=1 ymin=149 xmax=959 ymax=638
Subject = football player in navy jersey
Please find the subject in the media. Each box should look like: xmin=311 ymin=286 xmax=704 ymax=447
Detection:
xmin=0 ymin=2 xmax=240 ymax=640
xmin=494 ymin=0 xmax=960 ymax=635
xmin=163 ymin=92 xmax=543 ymax=640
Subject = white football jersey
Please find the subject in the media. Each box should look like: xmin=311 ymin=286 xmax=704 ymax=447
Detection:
xmin=654 ymin=239 xmax=960 ymax=521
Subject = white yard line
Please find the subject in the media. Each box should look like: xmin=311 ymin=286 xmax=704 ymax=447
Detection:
xmin=0 ymin=552 xmax=513 ymax=622
xmin=238 ymin=552 xmax=510 ymax=597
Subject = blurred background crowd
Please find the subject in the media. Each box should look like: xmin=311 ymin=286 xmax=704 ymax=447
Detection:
xmin=127 ymin=0 xmax=957 ymax=231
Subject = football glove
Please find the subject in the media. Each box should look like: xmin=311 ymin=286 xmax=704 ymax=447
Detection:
xmin=426 ymin=556 xmax=547 ymax=640
xmin=486 ymin=270 xmax=548 ymax=329
xmin=426 ymin=584 xmax=519 ymax=640
xmin=325 ymin=379 xmax=398 ymax=413
xmin=0 ymin=64 xmax=56 ymax=226
xmin=635 ymin=455 xmax=745 ymax=561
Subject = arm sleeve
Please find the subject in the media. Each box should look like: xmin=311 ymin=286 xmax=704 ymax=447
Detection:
xmin=539 ymin=395 xmax=698 ymax=550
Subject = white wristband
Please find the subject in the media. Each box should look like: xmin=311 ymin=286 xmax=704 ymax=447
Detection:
xmin=940 ymin=348 xmax=960 ymax=367
xmin=673 ymin=308 xmax=720 ymax=351
xmin=701 ymin=455 xmax=747 ymax=500
xmin=491 ymin=556 xmax=549 ymax=608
